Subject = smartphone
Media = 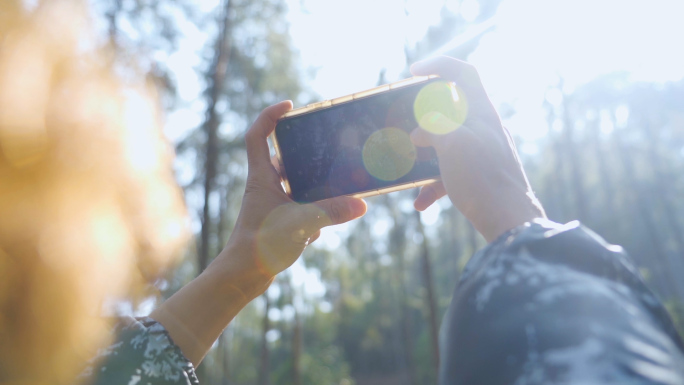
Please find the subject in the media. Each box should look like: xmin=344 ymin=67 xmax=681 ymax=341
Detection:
xmin=271 ymin=76 xmax=462 ymax=203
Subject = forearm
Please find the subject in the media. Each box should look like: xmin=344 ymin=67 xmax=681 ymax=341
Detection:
xmin=150 ymin=243 xmax=273 ymax=366
xmin=475 ymin=195 xmax=546 ymax=243
xmin=464 ymin=176 xmax=546 ymax=243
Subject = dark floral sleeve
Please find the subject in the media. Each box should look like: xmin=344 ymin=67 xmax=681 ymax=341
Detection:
xmin=439 ymin=219 xmax=684 ymax=385
xmin=81 ymin=316 xmax=199 ymax=385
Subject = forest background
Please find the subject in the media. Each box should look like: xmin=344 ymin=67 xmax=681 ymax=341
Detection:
xmin=91 ymin=0 xmax=684 ymax=383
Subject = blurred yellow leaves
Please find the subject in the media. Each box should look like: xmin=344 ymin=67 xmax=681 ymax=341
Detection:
xmin=0 ymin=0 xmax=189 ymax=383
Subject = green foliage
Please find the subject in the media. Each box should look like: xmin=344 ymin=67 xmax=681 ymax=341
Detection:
xmin=413 ymin=329 xmax=437 ymax=385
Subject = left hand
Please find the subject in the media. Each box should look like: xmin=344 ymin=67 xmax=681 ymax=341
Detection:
xmin=219 ymin=101 xmax=367 ymax=284
xmin=408 ymin=57 xmax=545 ymax=242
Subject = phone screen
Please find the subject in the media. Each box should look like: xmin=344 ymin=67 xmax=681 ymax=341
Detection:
xmin=274 ymin=79 xmax=444 ymax=203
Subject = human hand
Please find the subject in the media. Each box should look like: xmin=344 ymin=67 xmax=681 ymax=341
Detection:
xmin=151 ymin=102 xmax=367 ymax=365
xmin=410 ymin=56 xmax=545 ymax=242
xmin=217 ymin=101 xmax=367 ymax=289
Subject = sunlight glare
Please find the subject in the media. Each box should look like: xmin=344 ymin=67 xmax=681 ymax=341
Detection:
xmin=545 ymin=88 xmax=563 ymax=107
xmin=266 ymin=329 xmax=281 ymax=343
xmin=124 ymin=92 xmax=159 ymax=173
xmin=281 ymin=304 xmax=296 ymax=321
xmin=600 ymin=111 xmax=615 ymax=135
xmin=469 ymin=0 xmax=684 ymax=140
xmin=319 ymin=228 xmax=342 ymax=249
xmin=420 ymin=202 xmax=441 ymax=226
xmin=414 ymin=81 xmax=468 ymax=135
xmin=362 ymin=127 xmax=416 ymax=181
xmin=268 ymin=307 xmax=282 ymax=322
xmin=371 ymin=218 xmax=391 ymax=238
xmin=318 ymin=301 xmax=333 ymax=313
xmin=460 ymin=0 xmax=481 ymax=22
xmin=615 ymin=105 xmax=630 ymax=128
xmin=286 ymin=0 xmax=445 ymax=99
xmin=290 ymin=259 xmax=326 ymax=298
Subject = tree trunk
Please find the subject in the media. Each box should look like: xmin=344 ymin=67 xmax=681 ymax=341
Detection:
xmin=414 ymin=210 xmax=440 ymax=372
xmin=199 ymin=0 xmax=233 ymax=273
xmin=384 ymin=195 xmax=416 ymax=385
xmin=561 ymin=95 xmax=589 ymax=222
xmin=588 ymin=117 xmax=617 ymax=226
xmin=219 ymin=329 xmax=231 ymax=385
xmin=292 ymin=310 xmax=302 ymax=385
xmin=546 ymin=103 xmax=571 ymax=221
xmin=396 ymin=248 xmax=416 ymax=385
xmin=217 ymin=189 xmax=231 ymax=384
xmin=216 ymin=185 xmax=229 ymax=252
xmin=258 ymin=294 xmax=271 ymax=385
xmin=639 ymin=119 xmax=684 ymax=255
xmin=612 ymin=123 xmax=679 ymax=298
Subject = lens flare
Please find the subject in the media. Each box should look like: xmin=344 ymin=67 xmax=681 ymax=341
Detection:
xmin=413 ymin=81 xmax=468 ymax=135
xmin=362 ymin=127 xmax=416 ymax=181
xmin=255 ymin=203 xmax=329 ymax=276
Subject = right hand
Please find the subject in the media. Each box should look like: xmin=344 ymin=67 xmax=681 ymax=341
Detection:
xmin=221 ymin=101 xmax=367 ymax=282
xmin=409 ymin=56 xmax=546 ymax=242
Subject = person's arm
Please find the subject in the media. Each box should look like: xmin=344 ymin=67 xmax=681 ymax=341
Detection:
xmin=150 ymin=101 xmax=367 ymax=366
xmin=407 ymin=56 xmax=684 ymax=384
xmin=440 ymin=219 xmax=684 ymax=384
xmin=408 ymin=56 xmax=546 ymax=242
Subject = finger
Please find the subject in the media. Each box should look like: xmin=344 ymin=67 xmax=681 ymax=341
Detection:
xmin=410 ymin=56 xmax=488 ymax=103
xmin=414 ymin=182 xmax=447 ymax=211
xmin=300 ymin=197 xmax=367 ymax=231
xmin=410 ymin=122 xmax=478 ymax=155
xmin=245 ymin=101 xmax=293 ymax=172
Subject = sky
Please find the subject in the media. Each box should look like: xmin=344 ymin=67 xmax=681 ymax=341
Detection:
xmin=165 ymin=0 xmax=684 ymax=146
xmin=280 ymin=0 xmax=684 ymax=298
xmin=283 ymin=0 xmax=684 ymax=142
xmin=160 ymin=0 xmax=684 ymax=301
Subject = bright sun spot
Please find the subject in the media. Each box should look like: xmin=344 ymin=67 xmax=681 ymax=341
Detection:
xmin=420 ymin=203 xmax=441 ymax=226
xmin=123 ymin=91 xmax=159 ymax=173
xmin=290 ymin=259 xmax=326 ymax=298
xmin=470 ymin=0 xmax=684 ymax=140
xmin=460 ymin=0 xmax=480 ymax=22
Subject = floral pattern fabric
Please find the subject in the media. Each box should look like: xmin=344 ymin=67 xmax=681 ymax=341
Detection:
xmin=82 ymin=316 xmax=198 ymax=385
xmin=439 ymin=220 xmax=684 ymax=385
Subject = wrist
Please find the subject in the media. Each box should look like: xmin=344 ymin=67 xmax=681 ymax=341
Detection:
xmin=471 ymin=190 xmax=546 ymax=243
xmin=150 ymin=240 xmax=273 ymax=366
xmin=209 ymin=237 xmax=274 ymax=302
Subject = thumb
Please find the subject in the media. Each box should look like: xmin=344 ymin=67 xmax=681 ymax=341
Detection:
xmin=245 ymin=101 xmax=293 ymax=173
xmin=298 ymin=197 xmax=367 ymax=233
